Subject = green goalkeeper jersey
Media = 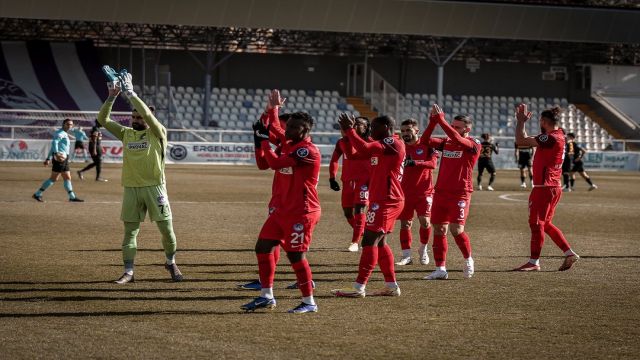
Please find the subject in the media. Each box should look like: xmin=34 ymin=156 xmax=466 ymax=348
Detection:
xmin=97 ymin=96 xmax=166 ymax=187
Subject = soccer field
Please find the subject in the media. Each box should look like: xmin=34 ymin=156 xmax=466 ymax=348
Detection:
xmin=0 ymin=162 xmax=639 ymax=359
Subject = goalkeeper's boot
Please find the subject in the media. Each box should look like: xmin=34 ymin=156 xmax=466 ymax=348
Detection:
xmin=241 ymin=296 xmax=276 ymax=312
xmin=115 ymin=273 xmax=134 ymax=284
xmin=69 ymin=197 xmax=84 ymax=202
xmin=288 ymin=302 xmax=318 ymax=314
xmin=32 ymin=194 xmax=44 ymax=202
xmin=165 ymin=263 xmax=183 ymax=282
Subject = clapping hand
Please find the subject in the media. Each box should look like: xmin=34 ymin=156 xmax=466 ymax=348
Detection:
xmin=338 ymin=113 xmax=355 ymax=131
xmin=267 ymin=89 xmax=286 ymax=110
xmin=515 ymin=104 xmax=532 ymax=123
xmin=429 ymin=104 xmax=445 ymax=124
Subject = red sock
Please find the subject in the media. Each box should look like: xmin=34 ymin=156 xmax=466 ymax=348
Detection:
xmin=273 ymin=245 xmax=281 ymax=264
xmin=346 ymin=216 xmax=354 ymax=228
xmin=544 ymin=223 xmax=570 ymax=252
xmin=419 ymin=226 xmax=431 ymax=245
xmin=377 ymin=244 xmax=396 ymax=283
xmin=256 ymin=253 xmax=276 ymax=289
xmin=432 ymin=234 xmax=448 ymax=267
xmin=291 ymin=259 xmax=313 ymax=297
xmin=352 ymin=213 xmax=365 ymax=244
xmin=356 ymin=245 xmax=378 ymax=285
xmin=529 ymin=223 xmax=545 ymax=259
xmin=400 ymin=227 xmax=412 ymax=250
xmin=453 ymin=232 xmax=472 ymax=259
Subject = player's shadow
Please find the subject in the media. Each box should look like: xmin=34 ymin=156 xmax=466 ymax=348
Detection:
xmin=0 ymin=310 xmax=250 ymax=318
xmin=0 ymin=294 xmax=248 ymax=302
xmin=73 ymin=248 xmax=257 ymax=253
xmin=0 ymin=287 xmax=228 ymax=294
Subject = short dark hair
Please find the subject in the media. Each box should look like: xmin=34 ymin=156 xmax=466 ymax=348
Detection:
xmin=278 ymin=113 xmax=290 ymax=122
xmin=453 ymin=115 xmax=472 ymax=125
xmin=481 ymin=133 xmax=490 ymax=140
xmin=63 ymin=118 xmax=73 ymax=125
xmin=567 ymin=132 xmax=576 ymax=139
xmin=401 ymin=118 xmax=419 ymax=127
xmin=289 ymin=112 xmax=314 ymax=130
xmin=373 ymin=115 xmax=396 ymax=131
xmin=541 ymin=106 xmax=562 ymax=124
xmin=133 ymin=106 xmax=155 ymax=113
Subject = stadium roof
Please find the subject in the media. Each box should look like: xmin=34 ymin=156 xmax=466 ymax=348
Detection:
xmin=0 ymin=0 xmax=638 ymax=64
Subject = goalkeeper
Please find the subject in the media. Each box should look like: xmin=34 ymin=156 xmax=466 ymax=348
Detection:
xmin=98 ymin=67 xmax=183 ymax=284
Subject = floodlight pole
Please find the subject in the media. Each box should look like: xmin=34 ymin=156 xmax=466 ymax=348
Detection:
xmin=427 ymin=38 xmax=468 ymax=105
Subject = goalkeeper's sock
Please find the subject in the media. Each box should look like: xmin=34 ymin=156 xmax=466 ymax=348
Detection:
xmin=63 ymin=180 xmax=76 ymax=199
xmin=124 ymin=260 xmax=134 ymax=275
xmin=36 ymin=179 xmax=54 ymax=196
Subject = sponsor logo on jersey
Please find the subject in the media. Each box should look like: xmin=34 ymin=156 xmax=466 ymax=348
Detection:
xmin=426 ymin=196 xmax=433 ymax=204
xmin=296 ymin=147 xmax=309 ymax=158
xmin=293 ymin=223 xmax=304 ymax=232
xmin=360 ymin=185 xmax=368 ymax=191
xmin=279 ymin=167 xmax=293 ymax=174
xmin=539 ymin=134 xmax=549 ymax=142
xmin=474 ymin=138 xmax=481 ymax=144
xmin=457 ymin=200 xmax=466 ymax=208
xmin=127 ymin=141 xmax=149 ymax=150
xmin=416 ymin=148 xmax=424 ymax=155
xmin=383 ymin=137 xmax=394 ymax=145
xmin=371 ymin=157 xmax=378 ymax=165
xmin=157 ymin=195 xmax=167 ymax=205
xmin=371 ymin=203 xmax=380 ymax=211
xmin=169 ymin=144 xmax=188 ymax=161
xmin=442 ymin=150 xmax=463 ymax=158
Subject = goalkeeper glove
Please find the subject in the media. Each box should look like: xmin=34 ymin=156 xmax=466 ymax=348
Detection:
xmin=118 ymin=69 xmax=137 ymax=98
xmin=329 ymin=178 xmax=341 ymax=191
xmin=253 ymin=120 xmax=270 ymax=144
xmin=404 ymin=157 xmax=416 ymax=167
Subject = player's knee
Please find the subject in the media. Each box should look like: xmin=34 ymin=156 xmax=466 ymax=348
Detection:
xmin=450 ymin=225 xmax=464 ymax=236
xmin=401 ymin=220 xmax=412 ymax=229
xmin=433 ymin=224 xmax=447 ymax=235
xmin=353 ymin=205 xmax=366 ymax=214
xmin=529 ymin=222 xmax=545 ymax=234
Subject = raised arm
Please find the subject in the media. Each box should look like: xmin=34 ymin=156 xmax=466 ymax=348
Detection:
xmin=437 ymin=115 xmax=477 ymax=150
xmin=97 ymin=83 xmax=126 ymax=141
xmin=266 ymin=90 xmax=286 ymax=144
xmin=118 ymin=71 xmax=166 ymax=141
xmin=260 ymin=140 xmax=297 ymax=170
xmin=515 ymin=104 xmax=539 ymax=148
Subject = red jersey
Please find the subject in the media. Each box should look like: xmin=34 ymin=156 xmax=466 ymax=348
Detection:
xmin=532 ymin=128 xmax=565 ymax=187
xmin=329 ymin=137 xmax=372 ymax=182
xmin=345 ymin=129 xmax=405 ymax=203
xmin=402 ymin=139 xmax=438 ymax=197
xmin=255 ymin=110 xmax=292 ymax=211
xmin=261 ymin=137 xmax=321 ymax=214
xmin=430 ymin=136 xmax=481 ymax=195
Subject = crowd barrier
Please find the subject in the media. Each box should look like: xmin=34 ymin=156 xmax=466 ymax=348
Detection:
xmin=2 ymin=139 xmax=639 ymax=171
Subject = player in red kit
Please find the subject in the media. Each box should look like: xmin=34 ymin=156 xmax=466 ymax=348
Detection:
xmin=332 ymin=113 xmax=405 ymax=298
xmin=423 ymin=105 xmax=481 ymax=280
xmin=395 ymin=118 xmax=438 ymax=266
xmin=329 ymin=117 xmax=372 ymax=252
xmin=241 ymin=107 xmax=321 ymax=313
xmin=513 ymin=104 xmax=580 ymax=272
xmin=237 ymin=91 xmax=290 ymax=291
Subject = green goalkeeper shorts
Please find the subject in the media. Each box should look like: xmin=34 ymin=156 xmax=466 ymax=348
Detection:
xmin=121 ymin=184 xmax=172 ymax=222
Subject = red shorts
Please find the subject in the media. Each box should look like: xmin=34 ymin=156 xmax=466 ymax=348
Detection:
xmin=431 ymin=192 xmax=471 ymax=225
xmin=258 ymin=210 xmax=320 ymax=252
xmin=365 ymin=200 xmax=403 ymax=234
xmin=528 ymin=186 xmax=562 ymax=225
xmin=398 ymin=193 xmax=434 ymax=221
xmin=341 ymin=178 xmax=369 ymax=208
